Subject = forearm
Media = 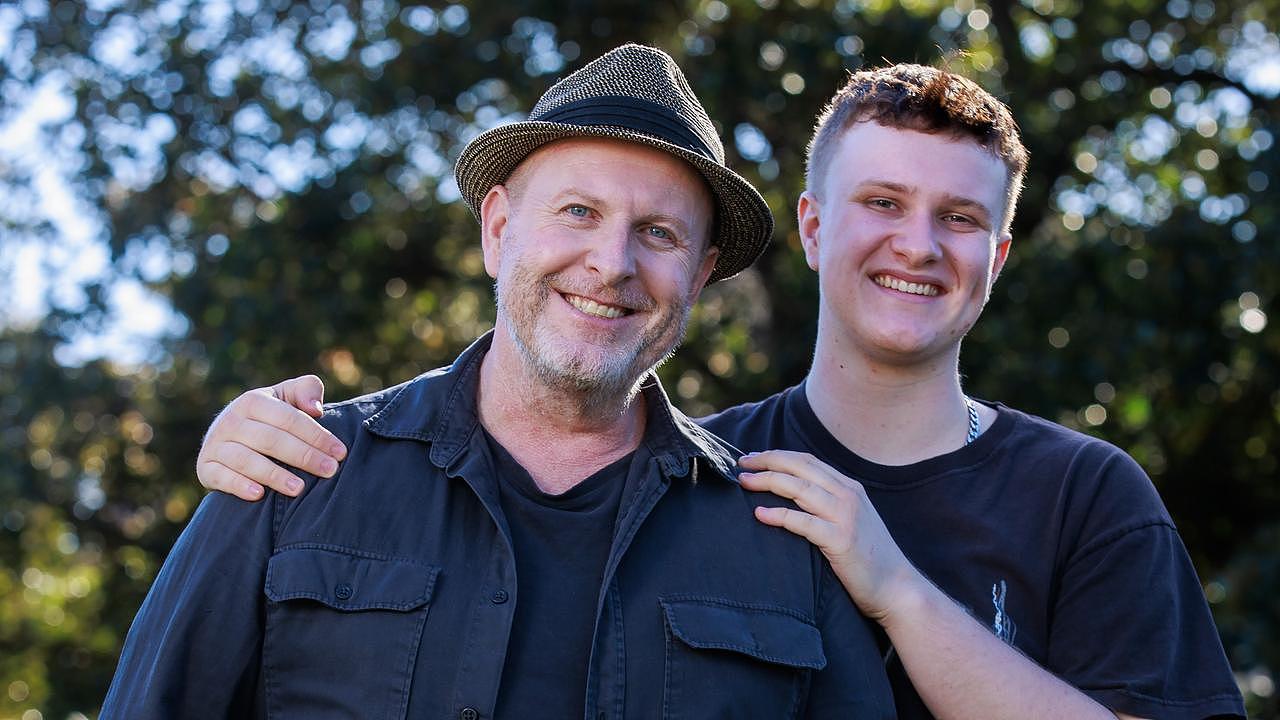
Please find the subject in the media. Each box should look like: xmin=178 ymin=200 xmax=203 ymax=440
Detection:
xmin=883 ymin=574 xmax=1133 ymax=720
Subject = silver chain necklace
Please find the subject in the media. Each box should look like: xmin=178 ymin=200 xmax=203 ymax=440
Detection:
xmin=963 ymin=396 xmax=980 ymax=445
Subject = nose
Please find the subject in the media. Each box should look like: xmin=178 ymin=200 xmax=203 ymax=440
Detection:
xmin=584 ymin=222 xmax=637 ymax=285
xmin=888 ymin=211 xmax=942 ymax=267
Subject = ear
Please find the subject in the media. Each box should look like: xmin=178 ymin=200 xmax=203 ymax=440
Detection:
xmin=991 ymin=231 xmax=1012 ymax=281
xmin=686 ymin=245 xmax=719 ymax=303
xmin=480 ymin=185 xmax=512 ymax=279
xmin=797 ymin=191 xmax=822 ymax=272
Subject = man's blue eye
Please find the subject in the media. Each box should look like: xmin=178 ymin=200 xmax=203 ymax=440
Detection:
xmin=568 ymin=205 xmax=589 ymax=217
xmin=648 ymin=227 xmax=671 ymax=240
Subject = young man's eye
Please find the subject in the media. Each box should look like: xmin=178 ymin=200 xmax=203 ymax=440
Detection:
xmin=868 ymin=198 xmax=896 ymax=210
xmin=942 ymin=213 xmax=972 ymax=224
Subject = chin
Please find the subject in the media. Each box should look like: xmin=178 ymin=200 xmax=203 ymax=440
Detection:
xmin=857 ymin=329 xmax=948 ymax=363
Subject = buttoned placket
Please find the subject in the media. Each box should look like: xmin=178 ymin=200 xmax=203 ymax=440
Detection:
xmin=584 ymin=450 xmax=706 ymax=720
xmin=441 ymin=433 xmax=520 ymax=720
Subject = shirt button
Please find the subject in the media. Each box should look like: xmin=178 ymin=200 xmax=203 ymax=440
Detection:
xmin=334 ymin=583 xmax=353 ymax=600
xmin=460 ymin=707 xmax=479 ymax=720
xmin=491 ymin=589 xmax=509 ymax=604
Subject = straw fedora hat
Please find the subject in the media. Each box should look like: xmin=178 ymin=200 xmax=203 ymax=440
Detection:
xmin=454 ymin=44 xmax=773 ymax=284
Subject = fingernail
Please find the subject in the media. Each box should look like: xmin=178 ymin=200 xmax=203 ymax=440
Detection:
xmin=287 ymin=478 xmax=304 ymax=493
xmin=320 ymin=458 xmax=338 ymax=476
xmin=741 ymin=452 xmax=757 ymax=459
xmin=329 ymin=442 xmax=346 ymax=458
xmin=245 ymin=482 xmax=264 ymax=498
xmin=313 ymin=401 xmax=324 ymax=414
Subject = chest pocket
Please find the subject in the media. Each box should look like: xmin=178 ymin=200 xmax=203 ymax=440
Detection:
xmin=660 ymin=596 xmax=826 ymax=720
xmin=262 ymin=545 xmax=439 ymax=720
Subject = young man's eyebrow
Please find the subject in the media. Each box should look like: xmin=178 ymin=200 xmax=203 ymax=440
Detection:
xmin=854 ymin=180 xmax=995 ymax=220
xmin=939 ymin=194 xmax=994 ymax=217
xmin=853 ymin=179 xmax=914 ymax=196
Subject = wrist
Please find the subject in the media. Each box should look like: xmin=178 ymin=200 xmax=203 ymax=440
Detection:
xmin=876 ymin=563 xmax=939 ymax=632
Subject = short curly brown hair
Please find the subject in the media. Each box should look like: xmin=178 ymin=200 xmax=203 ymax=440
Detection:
xmin=806 ymin=64 xmax=1029 ymax=233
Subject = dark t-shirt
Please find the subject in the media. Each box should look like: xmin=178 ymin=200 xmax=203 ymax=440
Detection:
xmin=484 ymin=430 xmax=635 ymax=720
xmin=700 ymin=382 xmax=1245 ymax=720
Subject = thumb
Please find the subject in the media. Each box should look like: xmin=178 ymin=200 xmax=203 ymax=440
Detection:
xmin=273 ymin=374 xmax=327 ymax=417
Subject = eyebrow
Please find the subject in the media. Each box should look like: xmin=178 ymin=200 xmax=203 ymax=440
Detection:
xmin=855 ymin=179 xmax=995 ymax=222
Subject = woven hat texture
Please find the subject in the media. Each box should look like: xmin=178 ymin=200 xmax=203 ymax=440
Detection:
xmin=454 ymin=43 xmax=773 ymax=284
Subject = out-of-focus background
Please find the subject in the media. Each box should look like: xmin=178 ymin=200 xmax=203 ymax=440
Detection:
xmin=1 ymin=0 xmax=1277 ymax=717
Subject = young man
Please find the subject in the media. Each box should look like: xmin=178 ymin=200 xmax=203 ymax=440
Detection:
xmin=102 ymin=45 xmax=894 ymax=719
xmin=197 ymin=65 xmax=1245 ymax=718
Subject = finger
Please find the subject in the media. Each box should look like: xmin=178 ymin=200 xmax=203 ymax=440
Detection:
xmin=753 ymin=505 xmax=836 ymax=546
xmin=739 ymin=470 xmax=840 ymax=518
xmin=240 ymin=392 xmax=346 ymax=462
xmin=210 ymin=441 xmax=310 ymax=496
xmin=272 ymin=374 xmax=327 ymax=419
xmin=738 ymin=450 xmax=847 ymax=490
xmin=196 ymin=460 xmax=267 ymax=501
xmin=223 ymin=417 xmax=341 ymax=478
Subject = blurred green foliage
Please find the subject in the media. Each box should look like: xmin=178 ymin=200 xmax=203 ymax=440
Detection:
xmin=1 ymin=0 xmax=1278 ymax=717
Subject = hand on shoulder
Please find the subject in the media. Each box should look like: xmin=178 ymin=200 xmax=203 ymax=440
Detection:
xmin=196 ymin=375 xmax=346 ymax=500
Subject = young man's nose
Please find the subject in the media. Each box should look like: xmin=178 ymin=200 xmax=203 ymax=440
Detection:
xmin=889 ymin=212 xmax=943 ymax=266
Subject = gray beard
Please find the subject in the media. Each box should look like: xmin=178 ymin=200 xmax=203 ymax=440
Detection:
xmin=494 ymin=274 xmax=690 ymax=417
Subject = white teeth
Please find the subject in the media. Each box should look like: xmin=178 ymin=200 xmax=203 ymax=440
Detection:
xmin=565 ymin=294 xmax=626 ymax=319
xmin=874 ymin=275 xmax=939 ymax=297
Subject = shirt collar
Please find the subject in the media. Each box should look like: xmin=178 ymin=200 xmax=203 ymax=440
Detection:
xmin=363 ymin=330 xmax=736 ymax=482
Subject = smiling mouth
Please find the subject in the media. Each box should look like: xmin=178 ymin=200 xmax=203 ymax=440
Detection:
xmin=564 ymin=293 xmax=631 ymax=319
xmin=873 ymin=274 xmax=941 ymax=297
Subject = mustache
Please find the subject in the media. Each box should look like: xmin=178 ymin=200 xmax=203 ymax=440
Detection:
xmin=544 ymin=273 xmax=656 ymax=312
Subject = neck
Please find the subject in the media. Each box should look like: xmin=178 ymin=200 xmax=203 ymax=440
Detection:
xmin=477 ymin=329 xmax=646 ymax=495
xmin=804 ymin=333 xmax=983 ymax=466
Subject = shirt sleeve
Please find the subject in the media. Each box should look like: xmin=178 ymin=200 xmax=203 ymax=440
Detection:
xmin=1047 ymin=453 xmax=1244 ymax=719
xmin=804 ymin=559 xmax=897 ymax=719
xmin=100 ymin=490 xmax=276 ymax=719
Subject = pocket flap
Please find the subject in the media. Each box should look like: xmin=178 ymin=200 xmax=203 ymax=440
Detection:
xmin=265 ymin=546 xmax=439 ymax=611
xmin=660 ymin=597 xmax=827 ymax=670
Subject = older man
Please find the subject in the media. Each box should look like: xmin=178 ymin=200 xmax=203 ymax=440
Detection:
xmin=101 ymin=45 xmax=894 ymax=719
xmin=199 ymin=61 xmax=1245 ymax=720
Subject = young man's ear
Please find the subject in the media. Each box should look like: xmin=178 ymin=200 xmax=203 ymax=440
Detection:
xmin=480 ymin=185 xmax=512 ymax=280
xmin=797 ymin=191 xmax=822 ymax=272
xmin=992 ymin=232 xmax=1013 ymax=281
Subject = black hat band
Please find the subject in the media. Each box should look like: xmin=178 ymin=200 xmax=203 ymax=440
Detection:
xmin=536 ymin=95 xmax=716 ymax=162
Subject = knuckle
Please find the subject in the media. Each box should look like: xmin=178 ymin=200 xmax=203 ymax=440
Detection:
xmin=195 ymin=461 xmax=214 ymax=488
xmin=248 ymin=390 xmax=276 ymax=412
xmin=298 ymin=446 xmax=319 ymax=470
xmin=304 ymin=423 xmax=330 ymax=446
xmin=268 ymin=465 xmax=294 ymax=491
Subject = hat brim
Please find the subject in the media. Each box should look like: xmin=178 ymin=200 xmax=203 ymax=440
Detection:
xmin=454 ymin=121 xmax=774 ymax=284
